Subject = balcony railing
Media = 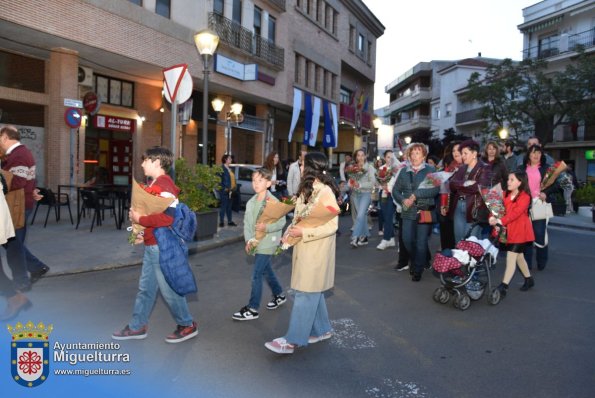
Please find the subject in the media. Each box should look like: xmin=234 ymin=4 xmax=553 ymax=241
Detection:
xmin=339 ymin=103 xmax=371 ymax=130
xmin=522 ymin=28 xmax=595 ymax=60
xmin=209 ymin=13 xmax=284 ymax=70
xmin=455 ymin=108 xmax=485 ymax=125
xmin=393 ymin=116 xmax=431 ymax=134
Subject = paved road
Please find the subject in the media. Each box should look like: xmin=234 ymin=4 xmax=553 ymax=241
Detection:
xmin=3 ymin=219 xmax=594 ymax=397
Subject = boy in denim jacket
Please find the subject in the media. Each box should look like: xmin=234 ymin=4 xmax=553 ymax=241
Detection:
xmin=233 ymin=168 xmax=287 ymax=321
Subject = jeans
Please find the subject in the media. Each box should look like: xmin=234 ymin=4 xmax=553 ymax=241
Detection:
xmin=380 ymin=195 xmax=395 ymax=240
xmin=219 ymin=190 xmax=232 ymax=223
xmin=453 ymin=199 xmax=482 ymax=243
xmin=396 ymin=213 xmax=410 ymax=267
xmin=284 ymin=291 xmax=332 ymax=347
xmin=248 ymin=254 xmax=283 ymax=310
xmin=351 ymin=191 xmax=371 ymax=239
xmin=524 ymin=219 xmax=548 ymax=270
xmin=401 ymin=218 xmax=432 ymax=274
xmin=130 ymin=245 xmax=193 ymax=330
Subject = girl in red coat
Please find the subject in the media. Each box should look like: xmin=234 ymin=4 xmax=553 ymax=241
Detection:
xmin=489 ymin=171 xmax=535 ymax=298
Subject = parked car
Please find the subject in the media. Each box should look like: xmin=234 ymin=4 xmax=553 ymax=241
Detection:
xmin=229 ymin=164 xmax=261 ymax=207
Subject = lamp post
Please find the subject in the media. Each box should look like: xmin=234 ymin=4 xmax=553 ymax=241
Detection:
xmin=194 ymin=29 xmax=220 ymax=164
xmin=211 ymin=98 xmax=244 ymax=156
xmin=498 ymin=128 xmax=509 ymax=140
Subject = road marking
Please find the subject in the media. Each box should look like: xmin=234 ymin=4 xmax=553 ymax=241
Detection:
xmin=330 ymin=318 xmax=376 ymax=349
xmin=365 ymin=378 xmax=429 ymax=397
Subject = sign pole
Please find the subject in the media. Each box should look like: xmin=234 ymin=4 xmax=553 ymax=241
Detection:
xmin=170 ymin=98 xmax=177 ymax=180
xmin=70 ymin=128 xmax=75 ymax=187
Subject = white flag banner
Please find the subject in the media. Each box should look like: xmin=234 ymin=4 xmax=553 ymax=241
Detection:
xmin=288 ymin=88 xmax=302 ymax=142
xmin=330 ymin=102 xmax=338 ymax=148
xmin=308 ymin=96 xmax=321 ymax=146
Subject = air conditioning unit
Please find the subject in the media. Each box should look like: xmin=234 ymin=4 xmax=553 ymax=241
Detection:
xmin=78 ymin=66 xmax=93 ymax=87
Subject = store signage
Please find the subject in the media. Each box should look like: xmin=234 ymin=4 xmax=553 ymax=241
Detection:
xmin=93 ymin=115 xmax=135 ymax=132
xmin=214 ymin=54 xmax=257 ymax=81
xmin=64 ymin=98 xmax=83 ymax=108
xmin=83 ymin=92 xmax=100 ymax=115
xmin=586 ymin=150 xmax=595 ymax=160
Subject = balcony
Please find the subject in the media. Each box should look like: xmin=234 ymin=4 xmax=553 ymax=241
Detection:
xmin=455 ymin=108 xmax=485 ymax=126
xmin=387 ymin=87 xmax=432 ymax=115
xmin=209 ymin=13 xmax=285 ymax=70
xmin=264 ymin=0 xmax=286 ymax=12
xmin=339 ymin=103 xmax=372 ymax=131
xmin=522 ymin=28 xmax=595 ymax=60
xmin=393 ymin=116 xmax=431 ymax=135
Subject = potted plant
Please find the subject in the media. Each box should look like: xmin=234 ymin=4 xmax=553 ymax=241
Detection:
xmin=550 ymin=192 xmax=567 ymax=217
xmin=574 ymin=183 xmax=595 ymax=222
xmin=175 ymin=158 xmax=222 ymax=240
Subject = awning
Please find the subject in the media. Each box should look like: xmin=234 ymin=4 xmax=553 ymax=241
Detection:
xmin=520 ymin=15 xmax=564 ymax=33
xmin=389 ymin=100 xmax=422 ymax=116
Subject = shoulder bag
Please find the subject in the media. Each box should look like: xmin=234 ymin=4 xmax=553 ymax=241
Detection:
xmin=530 ymin=198 xmax=553 ymax=221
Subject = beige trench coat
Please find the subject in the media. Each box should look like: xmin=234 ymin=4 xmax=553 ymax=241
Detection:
xmin=290 ymin=184 xmax=338 ymax=292
xmin=0 ymin=181 xmax=15 ymax=244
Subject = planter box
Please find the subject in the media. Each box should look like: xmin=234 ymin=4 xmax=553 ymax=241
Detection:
xmin=195 ymin=209 xmax=219 ymax=241
xmin=552 ymin=203 xmax=566 ymax=216
xmin=577 ymin=206 xmax=593 ymax=218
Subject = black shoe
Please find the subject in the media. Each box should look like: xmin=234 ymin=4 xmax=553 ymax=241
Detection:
xmin=520 ymin=277 xmax=535 ymax=291
xmin=393 ymin=263 xmax=409 ymax=272
xmin=411 ymin=272 xmax=422 ymax=282
xmin=30 ymin=266 xmax=50 ymax=284
xmin=228 ymin=221 xmax=237 ymax=227
xmin=497 ymin=283 xmax=508 ymax=298
xmin=219 ymin=222 xmax=225 ymax=227
xmin=537 ymin=264 xmax=546 ymax=271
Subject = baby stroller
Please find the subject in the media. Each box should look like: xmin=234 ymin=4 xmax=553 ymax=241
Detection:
xmin=431 ymin=225 xmax=501 ymax=310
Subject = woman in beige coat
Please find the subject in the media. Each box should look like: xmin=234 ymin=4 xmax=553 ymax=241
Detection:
xmin=265 ymin=152 xmax=340 ymax=355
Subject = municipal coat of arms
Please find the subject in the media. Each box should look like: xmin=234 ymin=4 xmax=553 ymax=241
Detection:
xmin=8 ymin=321 xmax=53 ymax=387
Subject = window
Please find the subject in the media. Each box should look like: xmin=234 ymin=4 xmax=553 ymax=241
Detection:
xmin=317 ymin=0 xmax=323 ymax=22
xmin=358 ymin=34 xmax=364 ymax=54
xmin=254 ymin=6 xmax=262 ymax=36
xmin=349 ymin=26 xmax=355 ymax=50
xmin=232 ymin=0 xmax=242 ymax=25
xmin=155 ymin=0 xmax=170 ymax=18
xmin=340 ymin=87 xmax=351 ymax=104
xmin=95 ymin=75 xmax=134 ymax=108
xmin=305 ymin=60 xmax=310 ymax=88
xmin=433 ymin=106 xmax=441 ymax=120
xmin=128 ymin=0 xmax=142 ymax=5
xmin=213 ymin=0 xmax=223 ymax=15
xmin=445 ymin=103 xmax=452 ymax=117
xmin=538 ymin=33 xmax=558 ymax=58
xmin=295 ymin=54 xmax=300 ymax=84
xmin=315 ymin=66 xmax=320 ymax=92
xmin=268 ymin=16 xmax=276 ymax=43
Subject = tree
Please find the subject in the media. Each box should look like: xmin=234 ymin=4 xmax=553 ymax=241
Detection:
xmin=465 ymin=50 xmax=595 ymax=145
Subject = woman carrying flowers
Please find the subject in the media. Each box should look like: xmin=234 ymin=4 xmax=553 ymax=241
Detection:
xmin=264 ymin=152 xmax=340 ymax=355
xmin=438 ymin=141 xmax=462 ymax=250
xmin=488 ymin=171 xmax=535 ymax=298
xmin=376 ymin=150 xmax=399 ymax=250
xmin=346 ymin=149 xmax=376 ymax=248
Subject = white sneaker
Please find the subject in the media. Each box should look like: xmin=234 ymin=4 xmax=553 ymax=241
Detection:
xmin=350 ymin=238 xmax=359 ymax=248
xmin=308 ymin=331 xmax=332 ymax=344
xmin=376 ymin=238 xmax=395 ymax=250
xmin=378 ymin=230 xmax=384 ymax=236
xmin=384 ymin=238 xmax=396 ymax=247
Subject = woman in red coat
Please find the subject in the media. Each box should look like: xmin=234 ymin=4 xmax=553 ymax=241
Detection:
xmin=489 ymin=171 xmax=535 ymax=298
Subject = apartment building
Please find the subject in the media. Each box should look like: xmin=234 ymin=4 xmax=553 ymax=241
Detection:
xmin=0 ymin=0 xmax=383 ymax=189
xmin=519 ymin=0 xmax=595 ymax=182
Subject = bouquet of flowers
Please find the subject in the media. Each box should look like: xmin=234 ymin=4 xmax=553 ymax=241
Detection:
xmin=541 ymin=160 xmax=567 ymax=190
xmin=417 ymin=171 xmax=454 ymax=189
xmin=276 ymin=185 xmax=340 ymax=254
xmin=247 ymin=196 xmax=295 ymax=255
xmin=127 ymin=180 xmax=175 ymax=244
xmin=480 ymin=183 xmax=507 ymax=244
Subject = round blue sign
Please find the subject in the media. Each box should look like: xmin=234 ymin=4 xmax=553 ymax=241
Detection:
xmin=64 ymin=107 xmax=82 ymax=128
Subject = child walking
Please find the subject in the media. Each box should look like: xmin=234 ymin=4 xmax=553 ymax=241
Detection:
xmin=489 ymin=171 xmax=535 ymax=298
xmin=233 ymin=168 xmax=287 ymax=321
xmin=112 ymin=147 xmax=198 ymax=343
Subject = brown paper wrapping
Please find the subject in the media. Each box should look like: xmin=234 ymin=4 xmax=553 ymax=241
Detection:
xmin=283 ymin=191 xmax=339 ymax=247
xmin=129 ymin=180 xmax=176 ymax=235
xmin=254 ymin=199 xmax=295 ymax=241
xmin=541 ymin=161 xmax=567 ymax=190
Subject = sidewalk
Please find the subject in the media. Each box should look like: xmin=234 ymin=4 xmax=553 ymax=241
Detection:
xmin=10 ymin=211 xmax=245 ymax=277
xmin=3 ymin=209 xmax=593 ymax=279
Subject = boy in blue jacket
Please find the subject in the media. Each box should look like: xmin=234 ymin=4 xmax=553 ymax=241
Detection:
xmin=112 ymin=147 xmax=197 ymax=343
xmin=233 ymin=168 xmax=287 ymax=321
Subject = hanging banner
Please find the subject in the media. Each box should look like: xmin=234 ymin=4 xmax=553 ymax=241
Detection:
xmin=288 ymin=88 xmax=302 ymax=142
xmin=322 ymin=101 xmax=334 ymax=148
xmin=308 ymin=96 xmax=321 ymax=147
xmin=303 ymin=93 xmax=313 ymax=146
xmin=330 ymin=102 xmax=338 ymax=148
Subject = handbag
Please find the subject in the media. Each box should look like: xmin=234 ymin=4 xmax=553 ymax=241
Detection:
xmin=530 ymin=198 xmax=553 ymax=221
xmin=417 ymin=209 xmax=436 ymax=224
xmin=0 ymin=171 xmax=25 ymax=229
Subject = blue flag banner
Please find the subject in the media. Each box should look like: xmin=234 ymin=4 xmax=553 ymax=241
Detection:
xmin=309 ymin=96 xmax=321 ymax=147
xmin=303 ymin=93 xmax=312 ymax=146
xmin=322 ymin=100 xmax=335 ymax=148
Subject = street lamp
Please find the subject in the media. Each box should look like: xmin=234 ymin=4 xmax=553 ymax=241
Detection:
xmin=194 ymin=28 xmax=220 ymax=164
xmin=211 ymin=98 xmax=244 ymax=155
xmin=498 ymin=128 xmax=509 ymax=140
xmin=404 ymin=136 xmax=412 ymax=144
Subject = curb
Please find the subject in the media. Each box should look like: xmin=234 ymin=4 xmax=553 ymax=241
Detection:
xmin=549 ymin=221 xmax=595 ymax=232
xmin=42 ymin=235 xmax=245 ymax=278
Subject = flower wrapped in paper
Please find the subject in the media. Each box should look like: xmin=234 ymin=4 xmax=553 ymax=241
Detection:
xmin=254 ymin=196 xmax=295 ymax=242
xmin=541 ymin=160 xmax=567 ymax=190
xmin=127 ymin=180 xmax=175 ymax=244
xmin=417 ymin=171 xmax=453 ymax=190
xmin=279 ymin=187 xmax=340 ymax=251
xmin=480 ymin=183 xmax=505 ymax=218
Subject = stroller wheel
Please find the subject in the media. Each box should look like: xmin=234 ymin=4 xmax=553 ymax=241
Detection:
xmin=433 ymin=287 xmax=450 ymax=304
xmin=488 ymin=288 xmax=501 ymax=305
xmin=455 ymin=294 xmax=471 ymax=311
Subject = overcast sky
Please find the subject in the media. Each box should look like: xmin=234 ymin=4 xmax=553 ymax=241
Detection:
xmin=364 ymin=0 xmax=538 ymax=110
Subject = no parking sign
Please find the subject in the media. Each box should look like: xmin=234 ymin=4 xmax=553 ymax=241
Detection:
xmin=64 ymin=107 xmax=82 ymax=128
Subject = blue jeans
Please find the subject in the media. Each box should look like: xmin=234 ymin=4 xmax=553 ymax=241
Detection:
xmin=453 ymin=199 xmax=482 ymax=243
xmin=524 ymin=219 xmax=548 ymax=270
xmin=248 ymin=254 xmax=283 ymax=310
xmin=219 ymin=190 xmax=232 ymax=223
xmin=380 ymin=195 xmax=395 ymax=240
xmin=130 ymin=245 xmax=193 ymax=330
xmin=284 ymin=291 xmax=332 ymax=347
xmin=351 ymin=191 xmax=371 ymax=239
xmin=401 ymin=218 xmax=432 ymax=274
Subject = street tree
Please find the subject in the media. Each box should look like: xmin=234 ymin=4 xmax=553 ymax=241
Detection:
xmin=465 ymin=50 xmax=595 ymax=145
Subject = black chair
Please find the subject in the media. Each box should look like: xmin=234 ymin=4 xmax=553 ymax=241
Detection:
xmin=30 ymin=187 xmax=73 ymax=227
xmin=76 ymin=189 xmax=116 ymax=232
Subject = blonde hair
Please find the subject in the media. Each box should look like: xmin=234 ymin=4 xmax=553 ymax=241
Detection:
xmin=405 ymin=142 xmax=428 ymax=159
